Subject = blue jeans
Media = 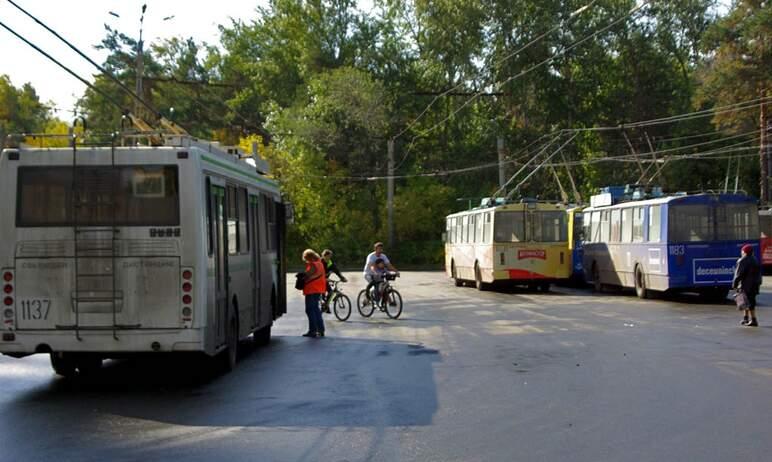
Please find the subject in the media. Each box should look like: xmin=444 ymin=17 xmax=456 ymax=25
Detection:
xmin=305 ymin=293 xmax=324 ymax=334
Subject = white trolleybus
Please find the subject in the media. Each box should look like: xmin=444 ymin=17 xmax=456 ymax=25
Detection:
xmin=0 ymin=133 xmax=288 ymax=375
xmin=444 ymin=199 xmax=571 ymax=291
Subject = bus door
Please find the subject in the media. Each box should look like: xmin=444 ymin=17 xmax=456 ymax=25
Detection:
xmin=249 ymin=195 xmax=261 ymax=329
xmin=210 ymin=184 xmax=228 ymax=346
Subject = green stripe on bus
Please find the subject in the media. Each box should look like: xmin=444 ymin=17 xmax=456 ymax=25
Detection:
xmin=202 ymin=155 xmax=279 ymax=189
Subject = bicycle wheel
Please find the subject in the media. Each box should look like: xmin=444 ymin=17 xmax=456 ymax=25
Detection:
xmin=357 ymin=289 xmax=375 ymax=318
xmin=384 ymin=289 xmax=403 ymax=319
xmin=334 ymin=293 xmax=352 ymax=321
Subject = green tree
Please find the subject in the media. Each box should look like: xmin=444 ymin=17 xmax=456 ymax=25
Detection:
xmin=0 ymin=75 xmax=50 ymax=142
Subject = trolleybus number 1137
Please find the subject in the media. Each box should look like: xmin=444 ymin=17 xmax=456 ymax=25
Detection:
xmin=18 ymin=299 xmax=51 ymax=321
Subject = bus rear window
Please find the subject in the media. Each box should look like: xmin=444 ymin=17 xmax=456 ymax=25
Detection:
xmin=717 ymin=203 xmax=757 ymax=241
xmin=668 ymin=204 xmax=713 ymax=242
xmin=532 ymin=211 xmax=567 ymax=242
xmin=495 ymin=211 xmax=526 ymax=242
xmin=17 ymin=166 xmax=180 ymax=227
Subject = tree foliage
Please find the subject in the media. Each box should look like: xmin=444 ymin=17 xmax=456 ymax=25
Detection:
xmin=68 ymin=0 xmax=771 ymax=265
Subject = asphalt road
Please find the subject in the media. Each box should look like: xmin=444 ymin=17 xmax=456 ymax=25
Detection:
xmin=2 ymin=272 xmax=772 ymax=462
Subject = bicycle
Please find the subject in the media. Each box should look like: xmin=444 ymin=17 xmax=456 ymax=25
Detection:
xmin=356 ymin=272 xmax=403 ymax=319
xmin=321 ymin=279 xmax=353 ymax=321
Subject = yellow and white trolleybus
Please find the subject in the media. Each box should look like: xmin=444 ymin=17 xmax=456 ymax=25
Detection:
xmin=0 ymin=134 xmax=287 ymax=375
xmin=444 ymin=199 xmax=571 ymax=291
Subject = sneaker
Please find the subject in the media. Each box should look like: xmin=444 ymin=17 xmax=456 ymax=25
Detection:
xmin=747 ymin=320 xmax=759 ymax=327
xmin=741 ymin=318 xmax=750 ymax=326
xmin=302 ymin=332 xmax=316 ymax=337
xmin=317 ymin=332 xmax=325 ymax=338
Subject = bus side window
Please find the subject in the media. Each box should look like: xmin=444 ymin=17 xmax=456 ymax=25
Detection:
xmin=649 ymin=205 xmax=661 ymax=242
xmin=622 ymin=207 xmax=633 ymax=243
xmin=227 ymin=186 xmax=239 ymax=255
xmin=600 ymin=211 xmax=611 ymax=242
xmin=206 ymin=178 xmax=213 ymax=256
xmin=239 ymin=187 xmax=249 ymax=254
xmin=484 ymin=212 xmax=492 ymax=243
xmin=262 ymin=195 xmax=277 ymax=251
xmin=610 ymin=209 xmax=621 ymax=242
xmin=476 ymin=213 xmax=483 ymax=243
xmin=632 ymin=207 xmax=644 ymax=242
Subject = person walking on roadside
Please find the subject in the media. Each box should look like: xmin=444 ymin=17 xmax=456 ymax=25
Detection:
xmin=733 ymin=244 xmax=762 ymax=327
xmin=302 ymin=249 xmax=327 ymax=337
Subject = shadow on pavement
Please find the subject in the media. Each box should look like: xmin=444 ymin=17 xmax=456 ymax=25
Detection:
xmin=1 ymin=336 xmax=441 ymax=430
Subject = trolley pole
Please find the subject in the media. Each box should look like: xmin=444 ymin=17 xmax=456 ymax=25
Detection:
xmin=387 ymin=138 xmax=395 ymax=249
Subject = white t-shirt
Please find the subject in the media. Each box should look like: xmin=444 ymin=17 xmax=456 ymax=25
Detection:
xmin=363 ymin=251 xmax=391 ymax=276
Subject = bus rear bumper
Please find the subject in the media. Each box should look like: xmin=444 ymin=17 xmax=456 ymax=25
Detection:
xmin=0 ymin=328 xmax=205 ymax=356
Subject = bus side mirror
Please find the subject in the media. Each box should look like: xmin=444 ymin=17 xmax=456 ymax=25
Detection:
xmin=441 ymin=232 xmax=447 ymax=243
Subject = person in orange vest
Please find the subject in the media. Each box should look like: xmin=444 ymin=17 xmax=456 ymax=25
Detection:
xmin=301 ymin=249 xmax=327 ymax=337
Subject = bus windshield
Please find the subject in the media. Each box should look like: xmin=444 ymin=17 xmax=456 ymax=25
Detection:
xmin=17 ymin=166 xmax=180 ymax=227
xmin=494 ymin=211 xmax=526 ymax=242
xmin=532 ymin=211 xmax=567 ymax=242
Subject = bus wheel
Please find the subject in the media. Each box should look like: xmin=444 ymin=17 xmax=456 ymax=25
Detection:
xmin=539 ymin=282 xmax=551 ymax=292
xmin=76 ymin=355 xmax=103 ymax=376
xmin=452 ymin=262 xmax=463 ymax=287
xmin=253 ymin=324 xmax=272 ymax=347
xmin=221 ymin=314 xmax=238 ymax=372
xmin=634 ymin=266 xmax=649 ymax=299
xmin=592 ymin=264 xmax=602 ymax=293
xmin=50 ymin=352 xmax=76 ymax=377
xmin=475 ymin=264 xmax=487 ymax=291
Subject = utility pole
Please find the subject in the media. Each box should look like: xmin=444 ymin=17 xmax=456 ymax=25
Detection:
xmin=387 ymin=138 xmax=395 ymax=249
xmin=497 ymin=136 xmax=506 ymax=190
xmin=135 ymin=4 xmax=147 ymax=116
xmin=761 ymin=93 xmax=768 ymax=204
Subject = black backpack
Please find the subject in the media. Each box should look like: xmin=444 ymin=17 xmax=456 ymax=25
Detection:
xmin=294 ymin=272 xmax=306 ymax=290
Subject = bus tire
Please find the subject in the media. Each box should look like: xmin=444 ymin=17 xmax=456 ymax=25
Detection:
xmin=592 ymin=264 xmax=602 ymax=293
xmin=221 ymin=313 xmax=239 ymax=372
xmin=76 ymin=354 xmax=103 ymax=376
xmin=50 ymin=352 xmax=76 ymax=377
xmin=539 ymin=282 xmax=551 ymax=292
xmin=475 ymin=264 xmax=487 ymax=291
xmin=634 ymin=266 xmax=649 ymax=299
xmin=452 ymin=261 xmax=463 ymax=287
xmin=253 ymin=324 xmax=271 ymax=346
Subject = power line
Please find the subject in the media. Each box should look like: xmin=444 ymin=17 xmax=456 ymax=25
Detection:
xmin=0 ymin=19 xmax=128 ymax=115
xmin=415 ymin=2 xmax=650 ymax=140
xmin=392 ymin=0 xmax=598 ymax=141
xmin=393 ymin=0 xmax=649 ymax=171
xmin=5 ymin=0 xmax=164 ymax=121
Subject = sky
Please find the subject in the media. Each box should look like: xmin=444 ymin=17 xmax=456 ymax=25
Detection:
xmin=0 ymin=0 xmax=271 ymax=117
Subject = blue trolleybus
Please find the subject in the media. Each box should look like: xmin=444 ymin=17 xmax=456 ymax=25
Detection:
xmin=582 ymin=189 xmax=759 ymax=300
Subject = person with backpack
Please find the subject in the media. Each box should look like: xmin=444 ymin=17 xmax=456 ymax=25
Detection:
xmin=301 ymin=249 xmax=326 ymax=337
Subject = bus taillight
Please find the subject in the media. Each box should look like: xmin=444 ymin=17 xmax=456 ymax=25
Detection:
xmin=3 ymin=272 xmax=12 ymax=282
xmin=181 ymin=268 xmax=193 ymax=325
xmin=3 ymin=285 xmax=12 ymax=294
xmin=3 ymin=297 xmax=12 ymax=306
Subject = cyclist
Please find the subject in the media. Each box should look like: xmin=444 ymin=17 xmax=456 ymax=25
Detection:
xmin=362 ymin=242 xmax=398 ymax=305
xmin=321 ymin=249 xmax=347 ymax=313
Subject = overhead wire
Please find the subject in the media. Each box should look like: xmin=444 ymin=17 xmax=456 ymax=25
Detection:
xmin=391 ymin=0 xmax=598 ymax=141
xmin=0 ymin=19 xmax=128 ymax=115
xmin=393 ymin=0 xmax=650 ymax=171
